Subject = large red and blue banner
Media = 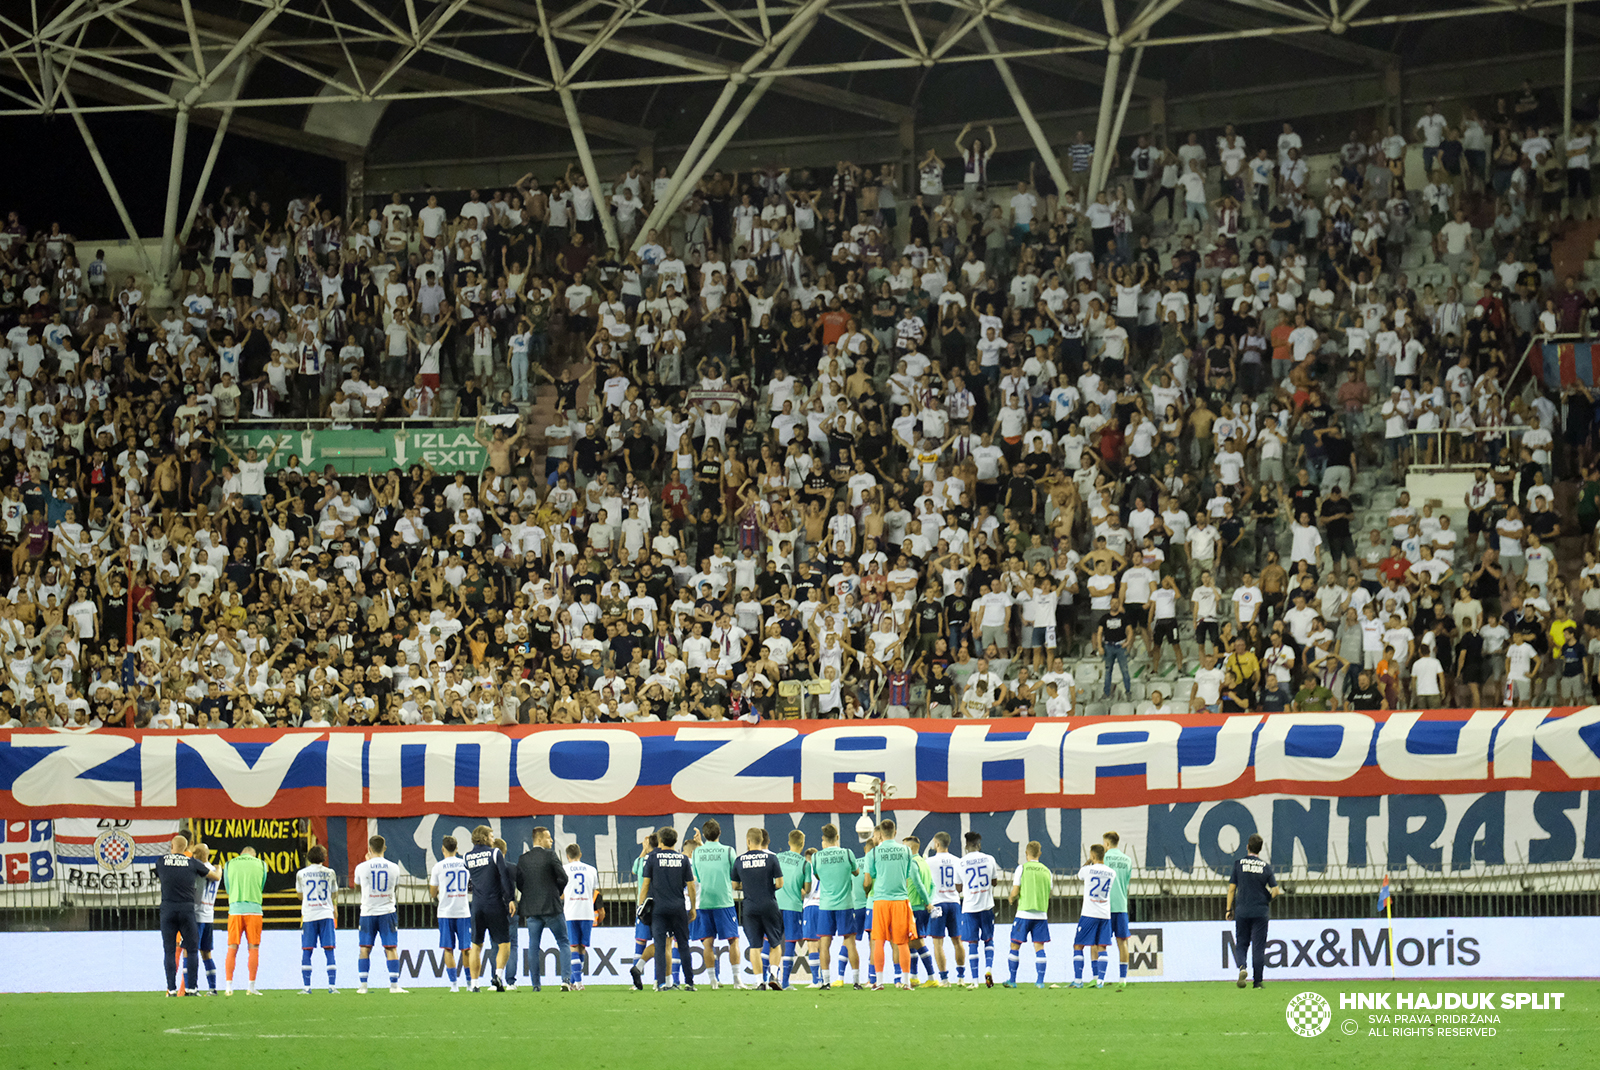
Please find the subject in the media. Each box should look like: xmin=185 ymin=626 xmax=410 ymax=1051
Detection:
xmin=1541 ymin=341 xmax=1600 ymax=386
xmin=1 ymin=709 xmax=1597 ymax=819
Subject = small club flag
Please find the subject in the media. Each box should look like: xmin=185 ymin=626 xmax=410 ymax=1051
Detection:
xmin=1375 ymin=873 xmax=1392 ymax=915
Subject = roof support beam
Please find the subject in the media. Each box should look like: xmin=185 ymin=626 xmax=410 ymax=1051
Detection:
xmin=637 ymin=0 xmax=835 ymax=240
xmin=178 ymin=0 xmax=208 ymax=79
xmin=136 ymin=0 xmax=654 ymax=147
xmin=179 ymin=0 xmax=290 ymax=106
xmin=940 ymin=2 xmax=1110 ymax=48
xmin=179 ymin=58 xmax=252 ymax=248
xmin=1174 ymin=1 xmax=1395 ymax=66
xmin=640 ymin=0 xmax=827 ymax=251
xmin=977 ymin=19 xmax=1070 ymax=197
xmin=472 ymin=0 xmax=914 ymax=122
xmin=855 ymin=7 xmax=1164 ymax=97
xmin=556 ymin=28 xmax=915 ymax=121
xmin=367 ymin=0 xmax=472 ymax=97
xmin=1120 ymin=0 xmax=1189 ymax=44
xmin=1100 ymin=40 xmax=1147 ymax=191
xmin=537 ymin=0 xmax=617 ymax=251
xmin=157 ymin=106 xmax=188 ymax=289
xmin=57 ymin=73 xmax=156 ymax=277
xmin=0 ymin=59 xmax=366 ymax=156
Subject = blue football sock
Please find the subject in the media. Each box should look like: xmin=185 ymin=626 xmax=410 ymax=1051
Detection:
xmin=837 ymin=947 xmax=848 ymax=975
xmin=909 ymin=953 xmax=919 ymax=979
xmin=867 ymin=962 xmax=876 ymax=984
xmin=571 ymin=950 xmax=583 ymax=984
xmin=1036 ymin=948 xmax=1048 ymax=984
xmin=919 ymin=948 xmax=935 ymax=977
xmin=301 ymin=948 xmax=313 ymax=988
xmin=761 ymin=949 xmax=770 ymax=981
xmin=957 ymin=956 xmax=967 ymax=979
xmin=808 ymin=950 xmax=819 ymax=979
xmin=1120 ymin=959 xmax=1128 ymax=981
xmin=325 ymin=948 xmax=337 ymax=987
xmin=1073 ymin=949 xmax=1084 ymax=980
xmin=358 ymin=955 xmax=370 ymax=984
xmin=782 ymin=953 xmax=794 ymax=987
xmin=966 ymin=942 xmax=978 ymax=971
xmin=446 ymin=965 xmax=457 ymax=983
xmin=1092 ymin=954 xmax=1106 ymax=981
xmin=388 ymin=958 xmax=401 ymax=985
xmin=1008 ymin=948 xmax=1020 ymax=982
xmin=985 ymin=943 xmax=995 ymax=970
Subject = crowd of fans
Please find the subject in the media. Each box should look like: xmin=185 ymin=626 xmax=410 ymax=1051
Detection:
xmin=3 ymin=85 xmax=1600 ymax=732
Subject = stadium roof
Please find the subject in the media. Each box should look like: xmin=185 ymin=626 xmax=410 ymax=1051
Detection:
xmin=3 ymin=0 xmax=1597 ymax=266
xmin=4 ymin=1 xmax=1596 ymax=153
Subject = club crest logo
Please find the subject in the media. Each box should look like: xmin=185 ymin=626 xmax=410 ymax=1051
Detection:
xmin=93 ymin=828 xmax=136 ymax=872
xmin=1286 ymin=991 xmax=1333 ymax=1037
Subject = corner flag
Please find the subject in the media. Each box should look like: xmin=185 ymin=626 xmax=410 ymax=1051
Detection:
xmin=1375 ymin=873 xmax=1392 ymax=916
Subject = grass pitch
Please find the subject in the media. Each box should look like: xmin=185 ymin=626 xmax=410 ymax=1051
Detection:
xmin=3 ymin=981 xmax=1594 ymax=1070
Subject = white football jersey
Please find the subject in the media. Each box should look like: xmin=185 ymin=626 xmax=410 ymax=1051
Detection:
xmin=958 ymin=851 xmax=998 ymax=913
xmin=354 ymin=857 xmax=402 ymax=916
xmin=928 ymin=851 xmax=962 ymax=905
xmin=430 ymin=856 xmax=470 ymax=919
xmin=196 ymin=875 xmax=219 ymax=924
xmin=564 ymin=861 xmax=599 ymax=921
xmin=296 ymin=863 xmax=338 ymax=923
xmin=802 ymin=860 xmax=821 ymax=907
xmin=1078 ymin=862 xmax=1115 ymax=920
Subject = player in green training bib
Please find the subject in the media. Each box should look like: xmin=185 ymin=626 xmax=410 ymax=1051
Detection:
xmin=1005 ymin=840 xmax=1053 ymax=988
xmin=1103 ymin=830 xmax=1134 ymax=990
xmin=686 ymin=820 xmax=741 ymax=988
xmin=775 ymin=830 xmax=810 ymax=988
xmin=223 ymin=845 xmax=268 ymax=995
xmin=904 ymin=836 xmax=940 ymax=987
xmin=853 ymin=833 xmax=876 ymax=983
xmin=810 ymin=823 xmax=863 ymax=988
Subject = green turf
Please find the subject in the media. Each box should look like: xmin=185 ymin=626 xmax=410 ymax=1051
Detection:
xmin=3 ymin=982 xmax=1594 ymax=1069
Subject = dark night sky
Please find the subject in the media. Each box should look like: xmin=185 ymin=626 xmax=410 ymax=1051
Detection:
xmin=0 ymin=111 xmax=344 ymax=240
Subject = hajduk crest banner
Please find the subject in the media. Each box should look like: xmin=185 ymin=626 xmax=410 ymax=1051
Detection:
xmin=51 ymin=818 xmax=185 ymax=893
xmin=0 ymin=709 xmax=1597 ymax=820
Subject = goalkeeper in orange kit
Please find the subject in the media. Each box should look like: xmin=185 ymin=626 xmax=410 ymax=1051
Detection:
xmin=863 ymin=819 xmax=933 ymax=991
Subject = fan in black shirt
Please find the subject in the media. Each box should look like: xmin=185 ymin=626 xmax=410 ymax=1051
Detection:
xmin=1344 ymin=669 xmax=1385 ymax=710
xmin=1286 ymin=475 xmax=1319 ymax=520
xmin=455 ymin=382 xmax=484 ymax=418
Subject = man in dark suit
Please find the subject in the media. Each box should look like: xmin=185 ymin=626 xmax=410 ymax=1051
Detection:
xmin=515 ymin=825 xmax=570 ymax=991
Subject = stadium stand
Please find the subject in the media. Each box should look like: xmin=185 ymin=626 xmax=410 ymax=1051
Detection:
xmin=2 ymin=75 xmax=1599 ymax=732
